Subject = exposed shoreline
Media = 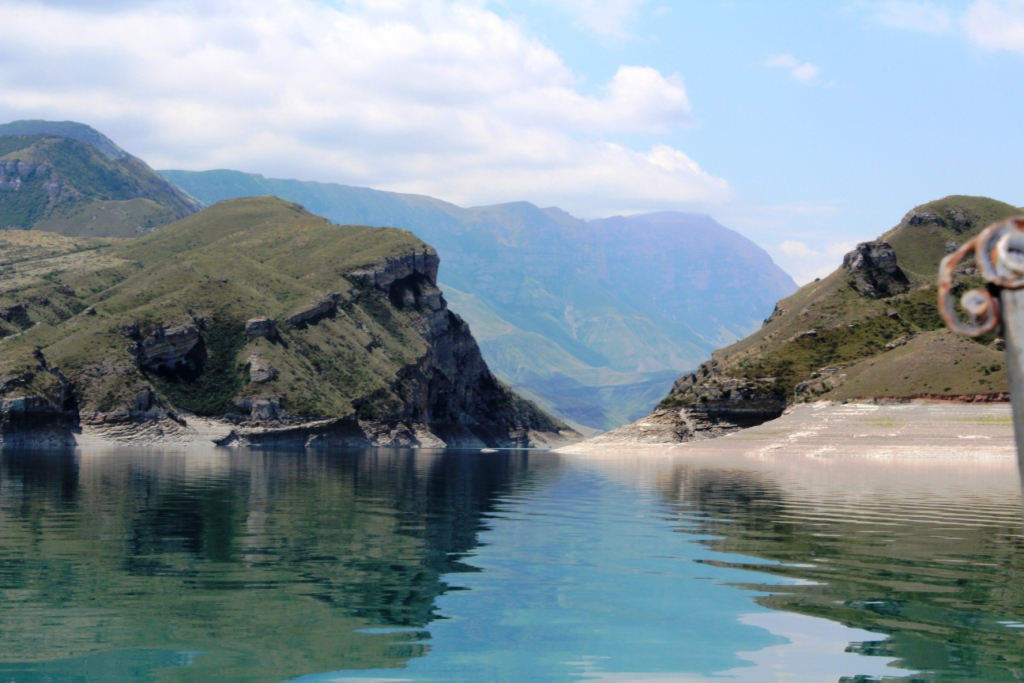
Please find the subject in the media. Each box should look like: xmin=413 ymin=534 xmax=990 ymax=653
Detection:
xmin=4 ymin=415 xmax=579 ymax=451
xmin=4 ymin=401 xmax=1015 ymax=457
xmin=556 ymin=401 xmax=1017 ymax=459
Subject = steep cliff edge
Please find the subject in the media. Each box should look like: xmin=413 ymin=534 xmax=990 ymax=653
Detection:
xmin=0 ymin=197 xmax=576 ymax=448
xmin=574 ymin=195 xmax=1019 ymax=448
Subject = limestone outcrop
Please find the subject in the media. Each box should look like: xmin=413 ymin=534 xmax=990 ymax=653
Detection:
xmin=794 ymin=367 xmax=847 ymax=399
xmin=904 ymin=206 xmax=975 ymax=233
xmin=247 ymin=354 xmax=277 ymax=383
xmin=125 ymin=323 xmax=202 ymax=371
xmin=581 ymin=359 xmax=787 ymax=446
xmin=842 ymin=241 xmax=911 ymax=299
xmin=349 ymin=251 xmax=440 ymax=292
xmin=0 ymin=349 xmax=78 ymax=447
xmin=229 ymin=249 xmax=572 ymax=448
xmin=285 ymin=293 xmax=342 ymax=327
xmin=245 ymin=317 xmax=278 ymax=341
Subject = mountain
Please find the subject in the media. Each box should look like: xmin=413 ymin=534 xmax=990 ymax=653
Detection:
xmin=584 ymin=195 xmax=1019 ymax=446
xmin=0 ymin=119 xmax=129 ymax=159
xmin=160 ymin=169 xmax=797 ymax=430
xmin=0 ymin=120 xmax=201 ymax=237
xmin=0 ymin=197 xmax=574 ymax=448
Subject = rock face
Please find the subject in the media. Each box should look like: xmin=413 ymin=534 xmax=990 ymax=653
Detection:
xmin=245 ymin=317 xmax=278 ymax=341
xmin=0 ymin=349 xmax=78 ymax=447
xmin=285 ymin=293 xmax=343 ymax=327
xmin=794 ymin=367 xmax=847 ymax=399
xmin=842 ymin=241 xmax=911 ymax=298
xmin=126 ymin=323 xmax=202 ymax=371
xmin=227 ymin=249 xmax=570 ymax=449
xmin=586 ymin=359 xmax=787 ymax=446
xmin=904 ymin=206 xmax=975 ymax=233
xmin=247 ymin=354 xmax=277 ymax=383
xmin=349 ymin=251 xmax=440 ymax=292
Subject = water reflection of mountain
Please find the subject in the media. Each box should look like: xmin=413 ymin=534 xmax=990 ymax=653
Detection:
xmin=654 ymin=462 xmax=1024 ymax=681
xmin=0 ymin=448 xmax=557 ymax=683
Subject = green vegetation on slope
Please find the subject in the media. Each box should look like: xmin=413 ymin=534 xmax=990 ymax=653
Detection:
xmin=1 ymin=123 xmax=201 ymax=237
xmin=0 ymin=197 xmax=562 ymax=438
xmin=661 ymin=195 xmax=1020 ymax=407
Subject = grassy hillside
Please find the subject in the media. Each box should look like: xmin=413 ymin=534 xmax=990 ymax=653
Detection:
xmin=660 ymin=195 xmax=1020 ymax=408
xmin=0 ymin=197 xmax=565 ymax=441
xmin=0 ymin=122 xmax=201 ymax=237
xmin=161 ymin=168 xmax=797 ymax=429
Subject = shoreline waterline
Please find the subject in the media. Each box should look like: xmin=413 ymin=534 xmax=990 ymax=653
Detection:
xmin=557 ymin=401 xmax=1016 ymax=459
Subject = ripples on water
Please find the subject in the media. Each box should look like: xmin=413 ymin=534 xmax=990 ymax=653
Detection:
xmin=0 ymin=447 xmax=1020 ymax=682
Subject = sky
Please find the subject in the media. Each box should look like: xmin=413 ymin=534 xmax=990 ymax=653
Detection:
xmin=1 ymin=0 xmax=1022 ymax=283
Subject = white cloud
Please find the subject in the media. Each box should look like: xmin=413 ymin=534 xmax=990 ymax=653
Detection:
xmin=764 ymin=53 xmax=822 ymax=85
xmin=0 ymin=0 xmax=727 ymax=216
xmin=539 ymin=0 xmax=649 ymax=36
xmin=964 ymin=0 xmax=1024 ymax=52
xmin=779 ymin=240 xmax=817 ymax=257
xmin=860 ymin=0 xmax=1024 ymax=51
xmin=865 ymin=0 xmax=953 ymax=34
xmin=773 ymin=239 xmax=857 ymax=284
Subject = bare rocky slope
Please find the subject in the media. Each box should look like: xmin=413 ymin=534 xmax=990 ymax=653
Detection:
xmin=585 ymin=195 xmax=1020 ymax=446
xmin=0 ymin=197 xmax=577 ymax=449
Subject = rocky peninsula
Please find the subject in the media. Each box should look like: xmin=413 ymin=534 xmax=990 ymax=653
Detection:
xmin=582 ymin=196 xmax=1019 ymax=448
xmin=0 ymin=198 xmax=577 ymax=449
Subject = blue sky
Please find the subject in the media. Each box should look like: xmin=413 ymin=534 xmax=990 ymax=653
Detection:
xmin=1 ymin=0 xmax=1022 ymax=282
xmin=500 ymin=0 xmax=1024 ymax=280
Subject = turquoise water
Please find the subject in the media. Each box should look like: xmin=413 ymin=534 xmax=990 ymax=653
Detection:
xmin=0 ymin=448 xmax=1020 ymax=682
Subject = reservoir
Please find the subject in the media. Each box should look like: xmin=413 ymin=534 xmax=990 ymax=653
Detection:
xmin=0 ymin=443 xmax=1021 ymax=682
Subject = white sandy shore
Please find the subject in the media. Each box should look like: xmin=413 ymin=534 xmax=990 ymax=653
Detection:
xmin=73 ymin=416 xmax=235 ymax=449
xmin=556 ymin=402 xmax=1017 ymax=459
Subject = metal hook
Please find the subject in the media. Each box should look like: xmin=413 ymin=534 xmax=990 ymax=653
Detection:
xmin=938 ymin=217 xmax=1024 ymax=337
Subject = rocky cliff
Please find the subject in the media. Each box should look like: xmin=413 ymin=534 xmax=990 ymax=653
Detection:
xmin=0 ymin=348 xmax=78 ymax=447
xmin=0 ymin=197 xmax=576 ymax=449
xmin=573 ymin=195 xmax=1020 ymax=448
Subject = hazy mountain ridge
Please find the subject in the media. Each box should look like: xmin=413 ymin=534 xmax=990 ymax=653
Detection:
xmin=0 ymin=119 xmax=130 ymax=159
xmin=585 ymin=195 xmax=1019 ymax=447
xmin=161 ymin=169 xmax=797 ymax=429
xmin=0 ymin=121 xmax=201 ymax=237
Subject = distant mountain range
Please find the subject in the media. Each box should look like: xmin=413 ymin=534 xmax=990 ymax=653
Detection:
xmin=0 ymin=120 xmax=200 ymax=237
xmin=161 ymin=169 xmax=797 ymax=430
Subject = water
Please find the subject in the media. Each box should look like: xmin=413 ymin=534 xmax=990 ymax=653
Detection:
xmin=0 ymin=447 xmax=1021 ymax=682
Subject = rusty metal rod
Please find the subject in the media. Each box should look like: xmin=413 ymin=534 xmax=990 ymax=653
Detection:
xmin=1001 ymin=288 xmax=1024 ymax=510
